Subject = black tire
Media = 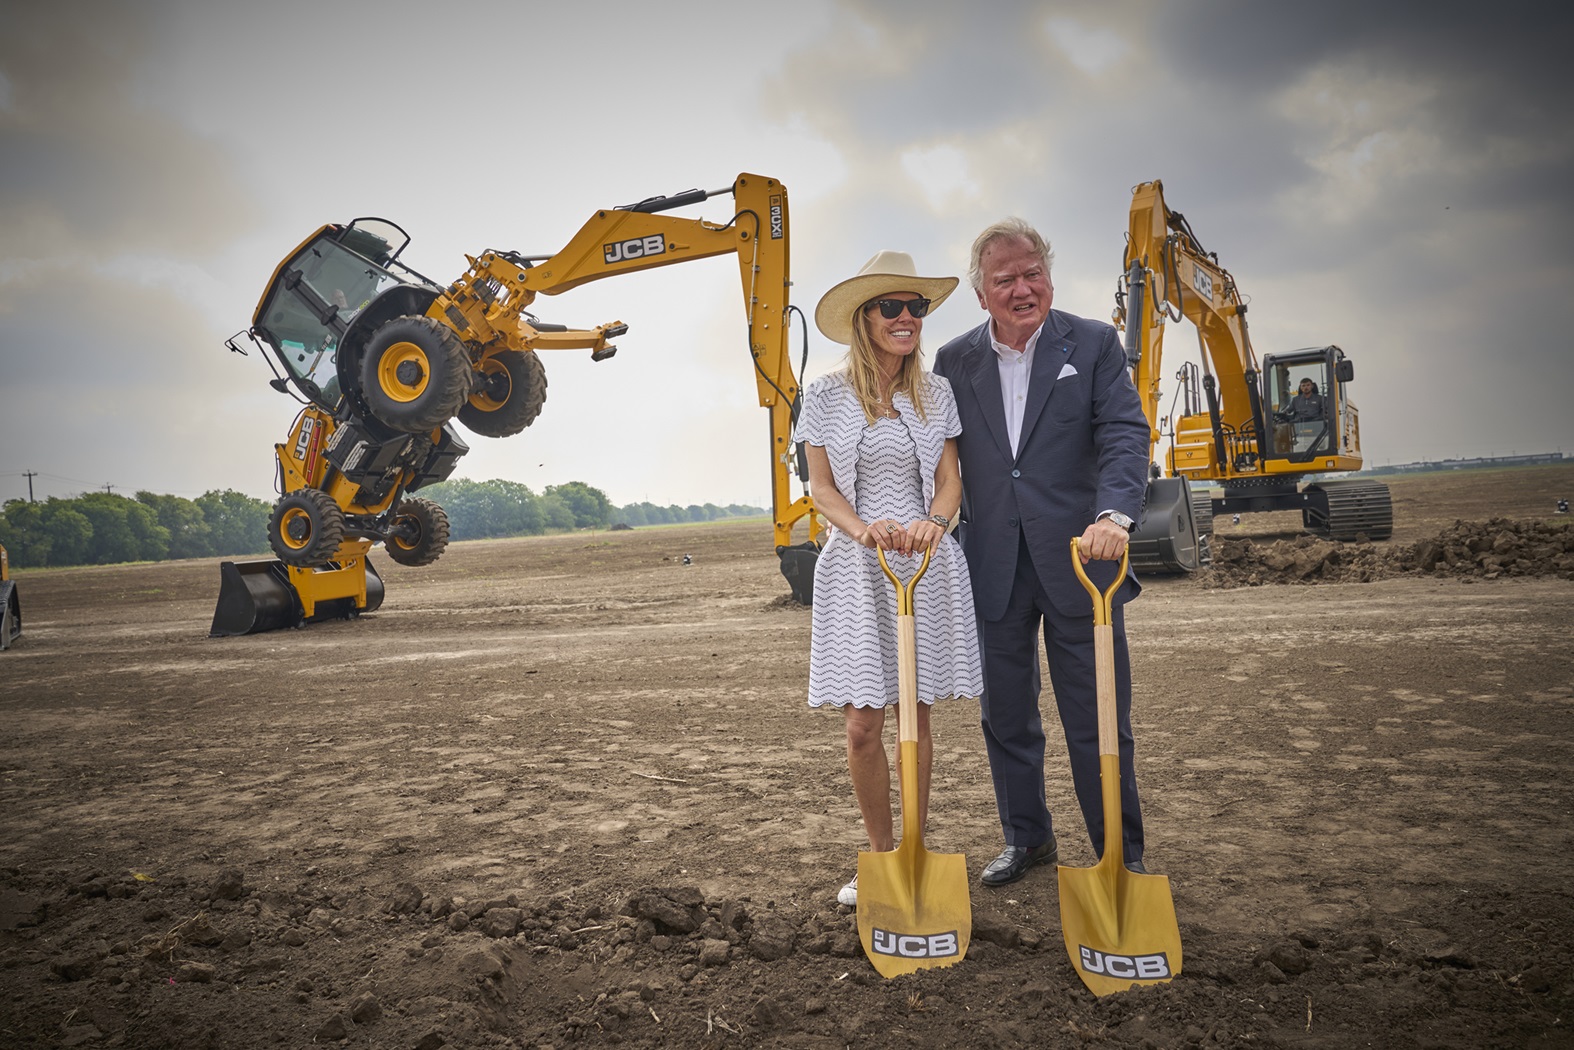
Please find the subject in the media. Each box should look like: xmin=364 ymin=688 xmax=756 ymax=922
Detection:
xmin=457 ymin=349 xmax=549 ymax=438
xmin=384 ymin=497 xmax=450 ymax=567
xmin=268 ymin=488 xmax=346 ymax=567
xmin=360 ymin=316 xmax=473 ymax=433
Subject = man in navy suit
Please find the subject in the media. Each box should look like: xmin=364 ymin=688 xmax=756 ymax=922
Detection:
xmin=933 ymin=218 xmax=1152 ymax=887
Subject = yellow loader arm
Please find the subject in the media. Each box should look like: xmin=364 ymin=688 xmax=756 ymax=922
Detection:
xmin=428 ymin=173 xmax=820 ymax=559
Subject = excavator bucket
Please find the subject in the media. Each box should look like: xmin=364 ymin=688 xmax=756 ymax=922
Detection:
xmin=1128 ymin=478 xmax=1202 ymax=575
xmin=777 ymin=542 xmax=820 ymax=605
xmin=1 ymin=578 xmax=20 ymax=651
xmin=210 ymin=558 xmax=384 ymax=637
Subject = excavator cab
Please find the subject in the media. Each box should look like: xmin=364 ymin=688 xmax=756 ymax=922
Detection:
xmin=1261 ymin=347 xmax=1359 ymax=463
xmin=250 ymin=218 xmax=433 ymax=412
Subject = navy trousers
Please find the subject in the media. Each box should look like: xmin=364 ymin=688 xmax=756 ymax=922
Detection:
xmin=978 ymin=533 xmax=1145 ymax=862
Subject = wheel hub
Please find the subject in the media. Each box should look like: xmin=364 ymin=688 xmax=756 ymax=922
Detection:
xmin=396 ymin=360 xmax=426 ymax=386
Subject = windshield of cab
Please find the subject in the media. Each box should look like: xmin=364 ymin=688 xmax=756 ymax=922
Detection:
xmin=1267 ymin=358 xmax=1332 ymax=455
xmin=255 ymin=232 xmax=409 ymax=404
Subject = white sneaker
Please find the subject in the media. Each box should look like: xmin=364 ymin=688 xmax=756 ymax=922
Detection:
xmin=837 ymin=874 xmax=858 ymax=907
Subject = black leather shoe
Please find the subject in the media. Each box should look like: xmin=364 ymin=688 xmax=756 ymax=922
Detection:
xmin=1125 ymin=859 xmax=1148 ymax=875
xmin=980 ymin=837 xmax=1058 ymax=887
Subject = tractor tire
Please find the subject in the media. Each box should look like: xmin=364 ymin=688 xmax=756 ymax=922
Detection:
xmin=268 ymin=488 xmax=346 ymax=568
xmin=457 ymin=349 xmax=549 ymax=438
xmin=360 ymin=316 xmax=474 ymax=433
xmin=384 ymin=496 xmax=450 ymax=567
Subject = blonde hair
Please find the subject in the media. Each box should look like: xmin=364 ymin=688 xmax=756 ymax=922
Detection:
xmin=844 ymin=301 xmax=930 ymax=426
xmin=968 ymin=218 xmax=1054 ymax=292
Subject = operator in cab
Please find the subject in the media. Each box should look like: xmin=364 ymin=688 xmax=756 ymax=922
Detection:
xmin=1279 ymin=378 xmax=1324 ymax=423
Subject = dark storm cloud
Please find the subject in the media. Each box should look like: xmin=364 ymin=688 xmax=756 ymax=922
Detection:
xmin=0 ymin=4 xmax=261 ymax=260
xmin=767 ymin=0 xmax=1572 ymax=461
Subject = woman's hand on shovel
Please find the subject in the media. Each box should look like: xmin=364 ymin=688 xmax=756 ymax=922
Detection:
xmin=858 ymin=518 xmax=909 ymax=552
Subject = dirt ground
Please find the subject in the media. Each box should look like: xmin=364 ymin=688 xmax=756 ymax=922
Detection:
xmin=2 ymin=464 xmax=1572 ymax=1049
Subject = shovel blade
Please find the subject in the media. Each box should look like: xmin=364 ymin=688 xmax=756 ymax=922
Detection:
xmin=856 ymin=842 xmax=971 ymax=979
xmin=1058 ymin=861 xmax=1182 ymax=995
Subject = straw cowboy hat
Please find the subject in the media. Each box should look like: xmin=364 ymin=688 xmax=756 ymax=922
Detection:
xmin=814 ymin=250 xmax=959 ymax=345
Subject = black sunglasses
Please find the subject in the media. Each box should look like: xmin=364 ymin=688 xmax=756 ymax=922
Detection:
xmin=866 ymin=297 xmax=932 ymax=320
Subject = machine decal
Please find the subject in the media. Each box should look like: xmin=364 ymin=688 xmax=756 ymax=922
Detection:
xmin=1078 ymin=946 xmax=1172 ymax=979
xmin=1192 ymin=263 xmax=1213 ymax=304
xmin=769 ymin=195 xmax=784 ymax=239
xmin=293 ymin=416 xmax=317 ymax=462
xmin=604 ymin=235 xmax=666 ymax=264
xmin=869 ymin=928 xmax=960 ymax=959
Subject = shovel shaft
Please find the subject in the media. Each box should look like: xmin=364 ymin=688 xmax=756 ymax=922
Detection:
xmin=897 ymin=614 xmax=917 ymax=744
xmin=1095 ymin=623 xmax=1117 ymax=757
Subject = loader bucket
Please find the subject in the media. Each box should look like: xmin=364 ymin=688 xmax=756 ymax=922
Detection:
xmin=209 ymin=558 xmax=384 ymax=637
xmin=1 ymin=579 xmax=20 ymax=651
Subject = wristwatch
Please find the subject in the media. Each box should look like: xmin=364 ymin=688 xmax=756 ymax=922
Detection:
xmin=1102 ymin=511 xmax=1135 ymax=531
xmin=928 ymin=513 xmax=950 ymax=528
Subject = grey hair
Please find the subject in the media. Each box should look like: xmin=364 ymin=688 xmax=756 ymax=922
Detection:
xmin=967 ymin=218 xmax=1054 ymax=292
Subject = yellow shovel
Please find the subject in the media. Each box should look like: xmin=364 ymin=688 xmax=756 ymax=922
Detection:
xmin=856 ymin=546 xmax=971 ymax=978
xmin=1059 ymin=538 xmax=1182 ymax=995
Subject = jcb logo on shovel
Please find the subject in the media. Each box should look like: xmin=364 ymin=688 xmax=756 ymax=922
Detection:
xmin=871 ymin=929 xmax=960 ymax=959
xmin=1078 ymin=946 xmax=1172 ymax=979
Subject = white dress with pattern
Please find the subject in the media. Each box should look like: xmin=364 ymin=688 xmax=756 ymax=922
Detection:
xmin=798 ymin=372 xmax=983 ymax=709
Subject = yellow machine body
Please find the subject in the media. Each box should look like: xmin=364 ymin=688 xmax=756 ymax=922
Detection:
xmin=220 ymin=174 xmax=823 ymax=635
xmin=0 ymin=544 xmax=19 ymax=650
xmin=1116 ymin=180 xmax=1392 ymax=570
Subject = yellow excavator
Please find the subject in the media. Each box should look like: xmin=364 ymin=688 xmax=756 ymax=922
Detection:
xmin=211 ymin=173 xmax=822 ymax=636
xmin=1114 ymin=179 xmax=1393 ymax=574
xmin=1 ymin=544 xmax=18 ymax=650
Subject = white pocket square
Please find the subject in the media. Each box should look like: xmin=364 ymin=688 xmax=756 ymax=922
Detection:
xmin=1057 ymin=363 xmax=1078 ymax=379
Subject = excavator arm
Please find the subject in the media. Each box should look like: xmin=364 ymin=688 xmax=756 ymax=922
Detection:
xmin=424 ymin=173 xmax=819 ymax=569
xmin=1121 ymin=179 xmax=1263 ymax=478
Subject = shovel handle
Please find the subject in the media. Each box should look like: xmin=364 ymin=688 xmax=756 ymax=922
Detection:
xmin=876 ymin=546 xmax=932 ymax=616
xmin=1070 ymin=538 xmax=1128 ymax=627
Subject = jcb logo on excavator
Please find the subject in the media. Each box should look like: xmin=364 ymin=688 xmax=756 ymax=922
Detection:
xmin=769 ymin=195 xmax=784 ymax=239
xmin=293 ymin=417 xmax=317 ymax=462
xmin=604 ymin=235 xmax=666 ymax=264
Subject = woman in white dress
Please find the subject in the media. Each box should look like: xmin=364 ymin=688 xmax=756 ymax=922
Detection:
xmin=798 ymin=250 xmax=984 ymax=907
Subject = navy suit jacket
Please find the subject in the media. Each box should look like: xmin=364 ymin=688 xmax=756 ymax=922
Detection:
xmin=934 ymin=309 xmax=1150 ymax=622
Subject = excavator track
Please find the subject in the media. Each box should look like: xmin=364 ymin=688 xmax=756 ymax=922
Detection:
xmin=1304 ymin=479 xmax=1393 ymax=542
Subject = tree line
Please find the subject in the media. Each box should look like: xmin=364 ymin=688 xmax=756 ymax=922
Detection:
xmin=0 ymin=481 xmax=763 ymax=569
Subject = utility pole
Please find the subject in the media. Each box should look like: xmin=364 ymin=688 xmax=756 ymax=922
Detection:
xmin=102 ymin=483 xmax=115 ymax=494
xmin=23 ymin=470 xmax=37 ymax=502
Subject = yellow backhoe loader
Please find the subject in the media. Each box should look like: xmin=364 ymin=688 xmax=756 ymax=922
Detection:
xmin=0 ymin=544 xmax=19 ymax=650
xmin=211 ymin=173 xmax=822 ymax=636
xmin=1114 ymin=179 xmax=1393 ymax=574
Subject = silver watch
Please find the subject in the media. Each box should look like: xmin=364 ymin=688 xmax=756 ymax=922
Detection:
xmin=1104 ymin=511 xmax=1135 ymax=531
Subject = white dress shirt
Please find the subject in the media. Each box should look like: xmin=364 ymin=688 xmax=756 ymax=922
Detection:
xmin=989 ymin=319 xmax=1044 ymax=457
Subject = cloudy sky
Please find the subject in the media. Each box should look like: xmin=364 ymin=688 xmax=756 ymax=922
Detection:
xmin=3 ymin=1 xmax=1570 ymax=512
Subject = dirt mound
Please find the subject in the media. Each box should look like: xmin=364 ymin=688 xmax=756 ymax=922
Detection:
xmin=1203 ymin=517 xmax=1574 ymax=587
